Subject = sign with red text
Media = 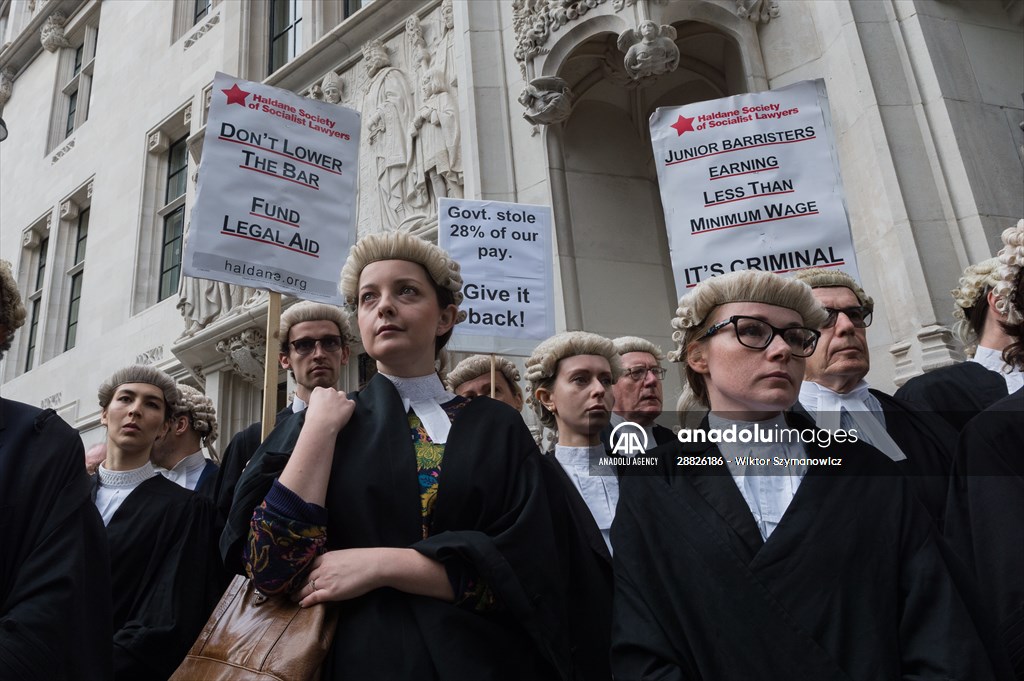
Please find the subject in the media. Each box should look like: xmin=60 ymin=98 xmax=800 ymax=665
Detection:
xmin=651 ymin=79 xmax=859 ymax=294
xmin=439 ymin=198 xmax=554 ymax=353
xmin=184 ymin=72 xmax=360 ymax=303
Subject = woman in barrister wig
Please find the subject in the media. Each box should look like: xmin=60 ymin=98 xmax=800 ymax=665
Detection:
xmin=524 ymin=331 xmax=623 ymax=681
xmin=945 ymin=219 xmax=1024 ymax=678
xmin=225 ymin=231 xmax=570 ymax=680
xmin=610 ymin=269 xmax=1003 ymax=681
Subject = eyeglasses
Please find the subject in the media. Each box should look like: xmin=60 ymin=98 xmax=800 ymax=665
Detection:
xmin=621 ymin=366 xmax=667 ymax=382
xmin=822 ymin=306 xmax=872 ymax=329
xmin=287 ymin=335 xmax=344 ymax=356
xmin=702 ymin=316 xmax=820 ymax=358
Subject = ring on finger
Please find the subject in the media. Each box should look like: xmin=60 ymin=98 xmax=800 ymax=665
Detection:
xmin=311 ymin=578 xmax=317 ymax=591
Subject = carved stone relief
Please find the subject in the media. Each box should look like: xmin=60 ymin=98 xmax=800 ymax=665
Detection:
xmin=0 ymin=68 xmax=14 ymax=108
xmin=618 ymin=21 xmax=679 ymax=80
xmin=40 ymin=392 xmax=63 ymax=410
xmin=735 ymin=0 xmax=780 ymax=24
xmin=518 ymin=76 xmax=574 ymax=125
xmin=177 ymin=277 xmax=260 ymax=339
xmin=135 ymin=345 xmax=164 ymax=365
xmin=216 ymin=328 xmax=266 ymax=386
xmin=40 ymin=12 xmax=71 ymax=52
xmin=321 ymin=70 xmax=343 ymax=104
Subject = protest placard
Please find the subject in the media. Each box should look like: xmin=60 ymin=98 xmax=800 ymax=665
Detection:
xmin=650 ymin=79 xmax=859 ymax=295
xmin=438 ymin=198 xmax=555 ymax=354
xmin=184 ymin=72 xmax=360 ymax=304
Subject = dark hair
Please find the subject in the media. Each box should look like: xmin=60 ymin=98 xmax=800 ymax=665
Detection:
xmin=433 ymin=279 xmax=456 ymax=355
xmin=964 ymin=287 xmax=990 ymax=345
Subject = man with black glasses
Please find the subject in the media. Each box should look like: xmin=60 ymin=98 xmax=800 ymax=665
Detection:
xmin=794 ymin=269 xmax=957 ymax=525
xmin=602 ymin=337 xmax=675 ymax=452
xmin=214 ymin=301 xmax=353 ymax=569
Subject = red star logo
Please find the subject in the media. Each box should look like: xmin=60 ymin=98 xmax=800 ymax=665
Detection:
xmin=222 ymin=83 xmax=250 ymax=106
xmin=670 ymin=115 xmax=695 ymax=136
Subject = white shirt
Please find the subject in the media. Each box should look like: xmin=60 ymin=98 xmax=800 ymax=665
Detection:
xmin=799 ymin=380 xmax=907 ymax=462
xmin=380 ymin=372 xmax=457 ymax=444
xmin=554 ymin=443 xmax=619 ymax=554
xmin=972 ymin=345 xmax=1024 ymax=393
xmin=291 ymin=396 xmax=308 ymax=413
xmin=156 ymin=450 xmax=208 ymax=491
xmin=710 ymin=414 xmax=806 ymax=541
xmin=95 ymin=462 xmax=157 ymax=526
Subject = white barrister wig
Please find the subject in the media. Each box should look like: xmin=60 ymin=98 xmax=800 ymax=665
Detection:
xmin=524 ymin=331 xmax=622 ymax=429
xmin=172 ymin=384 xmax=218 ymax=445
xmin=950 ymin=257 xmax=1000 ymax=355
xmin=97 ymin=365 xmax=178 ymax=415
xmin=445 ymin=354 xmax=524 ymax=400
xmin=994 ymin=219 xmax=1024 ymax=324
xmin=612 ymin=336 xmax=665 ymax=361
xmin=791 ymin=268 xmax=874 ymax=312
xmin=340 ymin=231 xmax=466 ymax=324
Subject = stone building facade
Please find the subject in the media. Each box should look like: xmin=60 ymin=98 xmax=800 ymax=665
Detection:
xmin=1 ymin=0 xmax=1021 ymax=447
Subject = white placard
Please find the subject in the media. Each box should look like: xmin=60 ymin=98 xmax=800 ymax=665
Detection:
xmin=650 ymin=79 xmax=859 ymax=295
xmin=183 ymin=72 xmax=360 ymax=304
xmin=439 ymin=198 xmax=555 ymax=353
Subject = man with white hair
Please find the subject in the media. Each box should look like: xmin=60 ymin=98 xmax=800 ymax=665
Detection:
xmin=794 ymin=268 xmax=958 ymax=524
xmin=602 ymin=336 xmax=675 ymax=452
xmin=445 ymin=354 xmax=524 ymax=411
xmin=152 ymin=383 xmax=219 ymax=496
xmin=0 ymin=260 xmax=112 ymax=680
xmin=895 ymin=257 xmax=1016 ymax=430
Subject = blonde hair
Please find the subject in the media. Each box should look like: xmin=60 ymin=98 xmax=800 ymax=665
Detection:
xmin=994 ymin=220 xmax=1024 ymax=325
xmin=279 ymin=300 xmax=356 ymax=351
xmin=951 ymin=257 xmax=1000 ymax=356
xmin=612 ymin=336 xmax=665 ymax=361
xmin=98 ymin=365 xmax=177 ymax=418
xmin=445 ymin=354 xmax=523 ymax=399
xmin=0 ymin=260 xmax=27 ymax=357
xmin=173 ymin=384 xmax=218 ymax=446
xmin=791 ymin=268 xmax=874 ymax=312
xmin=524 ymin=332 xmax=622 ymax=428
xmin=668 ymin=271 xmax=826 ymax=408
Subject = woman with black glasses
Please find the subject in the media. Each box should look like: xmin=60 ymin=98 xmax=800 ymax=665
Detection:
xmin=610 ymin=269 xmax=1001 ymax=681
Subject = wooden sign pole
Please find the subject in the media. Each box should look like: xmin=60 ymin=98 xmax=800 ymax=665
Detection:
xmin=261 ymin=291 xmax=282 ymax=442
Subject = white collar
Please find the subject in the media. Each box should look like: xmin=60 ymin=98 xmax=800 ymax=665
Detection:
xmin=291 ymin=395 xmax=308 ymax=413
xmin=799 ymin=381 xmax=906 ymax=461
xmin=170 ymin=450 xmax=207 ymax=474
xmin=554 ymin=443 xmax=606 ymax=469
xmin=380 ymin=372 xmax=457 ymax=444
xmin=98 ymin=461 xmax=157 ymax=488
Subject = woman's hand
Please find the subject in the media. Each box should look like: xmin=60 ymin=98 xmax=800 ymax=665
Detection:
xmin=305 ymin=386 xmax=355 ymax=437
xmin=293 ymin=549 xmax=384 ymax=607
xmin=293 ymin=548 xmax=455 ymax=607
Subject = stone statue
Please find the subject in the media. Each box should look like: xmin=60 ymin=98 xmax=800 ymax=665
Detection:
xmin=40 ymin=12 xmax=71 ymax=52
xmin=321 ymin=71 xmax=343 ymax=104
xmin=307 ymin=83 xmax=324 ymax=102
xmin=518 ymin=76 xmax=573 ymax=126
xmin=0 ymin=68 xmax=14 ymax=109
xmin=410 ymin=62 xmax=463 ymax=207
xmin=617 ymin=20 xmax=679 ymax=80
xmin=437 ymin=0 xmax=457 ymax=90
xmin=362 ymin=39 xmax=417 ymax=231
xmin=736 ymin=0 xmax=781 ymax=23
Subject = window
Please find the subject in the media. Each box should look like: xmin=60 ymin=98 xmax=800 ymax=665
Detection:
xmin=269 ymin=0 xmax=302 ymax=73
xmin=24 ymin=237 xmax=48 ymax=371
xmin=159 ymin=136 xmax=188 ymax=301
xmin=194 ymin=0 xmax=211 ymax=24
xmin=64 ymin=207 xmax=89 ymax=350
xmin=49 ymin=8 xmax=98 ymax=150
xmin=136 ymin=105 xmax=191 ymax=312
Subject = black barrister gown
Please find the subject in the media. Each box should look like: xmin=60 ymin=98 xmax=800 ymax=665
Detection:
xmin=870 ymin=389 xmax=958 ymax=527
xmin=610 ymin=412 xmax=1002 ymax=681
xmin=945 ymin=388 xmax=1024 ymax=678
xmin=223 ymin=374 xmax=571 ymax=680
xmin=894 ymin=361 xmax=1008 ymax=432
xmin=97 ymin=474 xmax=220 ymax=681
xmin=538 ymin=452 xmax=614 ymax=681
xmin=0 ymin=399 xmax=112 ymax=681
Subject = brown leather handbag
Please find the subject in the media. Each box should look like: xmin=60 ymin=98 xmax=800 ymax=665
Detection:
xmin=170 ymin=575 xmax=339 ymax=681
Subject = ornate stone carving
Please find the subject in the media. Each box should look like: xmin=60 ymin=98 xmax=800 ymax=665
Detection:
xmin=177 ymin=276 xmax=259 ymax=339
xmin=306 ymin=82 xmax=324 ymax=102
xmin=618 ymin=21 xmax=679 ymax=80
xmin=518 ymin=76 xmax=573 ymax=125
xmin=40 ymin=12 xmax=71 ymax=52
xmin=40 ymin=392 xmax=63 ymax=410
xmin=362 ymin=38 xmax=417 ymax=232
xmin=184 ymin=12 xmax=220 ymax=50
xmin=22 ymin=227 xmax=41 ymax=248
xmin=184 ymin=103 xmax=193 ymax=126
xmin=135 ymin=345 xmax=164 ymax=365
xmin=86 ymin=179 xmax=94 ymax=198
xmin=736 ymin=0 xmax=781 ymax=24
xmin=216 ymin=328 xmax=266 ymax=386
xmin=59 ymin=198 xmax=79 ymax=221
xmin=321 ymin=70 xmax=343 ymax=105
xmin=148 ymin=130 xmax=169 ymax=154
xmin=51 ymin=138 xmax=75 ymax=164
xmin=0 ymin=68 xmax=14 ymax=108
